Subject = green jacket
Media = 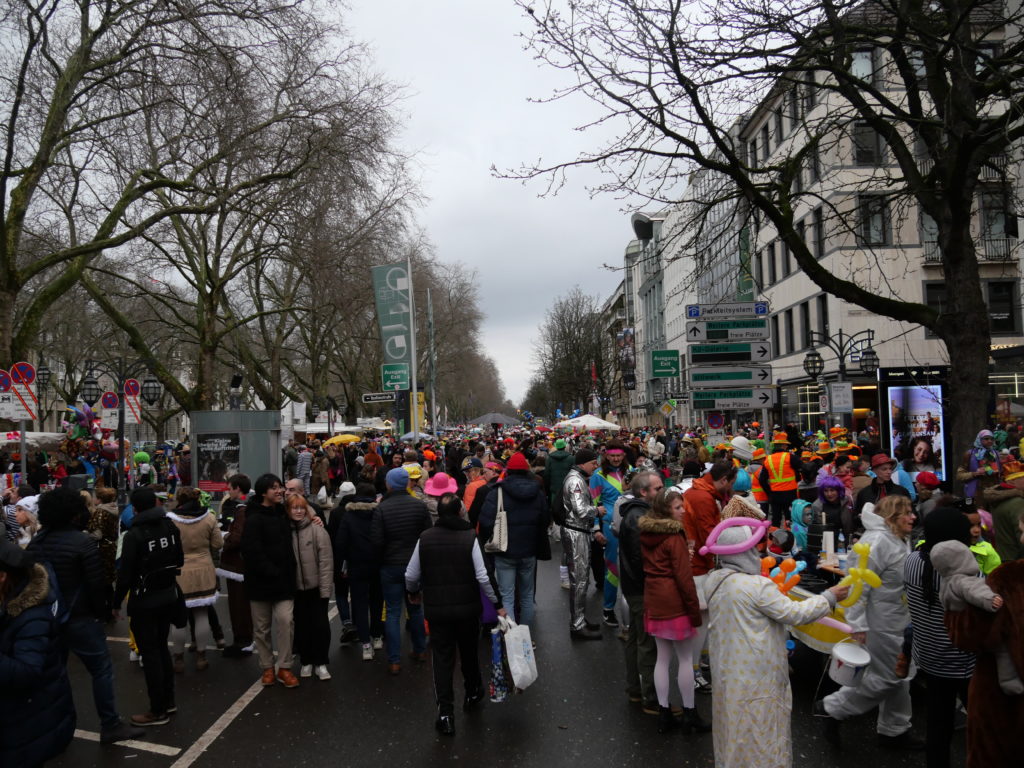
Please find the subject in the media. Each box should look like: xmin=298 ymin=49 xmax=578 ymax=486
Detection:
xmin=991 ymin=493 xmax=1024 ymax=563
xmin=544 ymin=450 xmax=575 ymax=508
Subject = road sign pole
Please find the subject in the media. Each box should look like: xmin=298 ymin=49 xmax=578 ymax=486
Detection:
xmin=19 ymin=420 xmax=25 ymax=476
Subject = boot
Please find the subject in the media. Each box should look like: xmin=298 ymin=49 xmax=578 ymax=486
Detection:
xmin=195 ymin=650 xmax=208 ymax=671
xmin=681 ymin=707 xmax=712 ymax=734
xmin=657 ymin=705 xmax=677 ymax=734
xmin=172 ymin=653 xmax=185 ymax=674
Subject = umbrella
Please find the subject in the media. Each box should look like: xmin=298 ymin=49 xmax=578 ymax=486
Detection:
xmin=401 ymin=431 xmax=433 ymax=441
xmin=555 ymin=414 xmax=621 ymax=431
xmin=323 ymin=434 xmax=360 ymax=446
xmin=468 ymin=412 xmax=521 ymax=426
xmin=534 ymin=425 xmax=552 ymax=432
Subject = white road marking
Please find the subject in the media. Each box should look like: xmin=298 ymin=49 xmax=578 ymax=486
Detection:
xmin=74 ymin=729 xmax=182 ymax=756
xmin=166 ymin=604 xmax=343 ymax=768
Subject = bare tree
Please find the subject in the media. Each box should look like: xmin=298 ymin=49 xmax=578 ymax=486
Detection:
xmin=509 ymin=0 xmax=1024 ymax=460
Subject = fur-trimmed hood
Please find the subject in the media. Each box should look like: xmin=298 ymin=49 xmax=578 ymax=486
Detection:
xmin=722 ymin=493 xmax=765 ymax=520
xmin=5 ymin=562 xmax=50 ymax=618
xmin=638 ymin=515 xmax=684 ymax=535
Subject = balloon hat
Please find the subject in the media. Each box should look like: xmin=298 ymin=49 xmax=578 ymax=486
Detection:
xmin=699 ymin=517 xmax=771 ymax=557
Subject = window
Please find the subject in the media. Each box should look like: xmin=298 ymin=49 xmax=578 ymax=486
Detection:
xmin=797 ymin=219 xmax=806 ymax=250
xmin=749 ymin=139 xmax=758 ymax=166
xmin=807 ymin=148 xmax=820 ymax=184
xmin=813 ymin=207 xmax=825 ymax=258
xmin=787 ymin=88 xmax=800 ymax=127
xmin=919 ymin=208 xmax=939 ymax=261
xmin=781 ymin=241 xmax=791 ymax=277
xmin=803 ymin=71 xmax=818 ymax=111
xmin=853 ymin=122 xmax=884 ymax=165
xmin=976 ymin=43 xmax=999 ymax=76
xmin=774 ymin=108 xmax=784 ymax=141
xmin=859 ymin=195 xmax=891 ymax=245
xmin=926 ymin=281 xmax=1020 ymax=335
xmin=800 ymin=302 xmax=812 ymax=349
xmin=851 ymin=48 xmax=876 ymax=84
xmin=753 ymin=250 xmax=763 ymax=288
xmin=817 ymin=294 xmax=829 ymax=336
xmin=908 ymin=49 xmax=928 ymax=87
xmin=761 ymin=125 xmax=771 ymax=157
xmin=784 ymin=309 xmax=795 ymax=354
xmin=771 ymin=314 xmax=781 ymax=355
xmin=768 ymin=242 xmax=777 ymax=284
xmin=980 ymin=187 xmax=1009 ymax=238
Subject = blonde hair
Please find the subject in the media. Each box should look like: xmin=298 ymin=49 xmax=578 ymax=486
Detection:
xmin=875 ymin=495 xmax=913 ymax=537
xmin=80 ymin=490 xmax=96 ymax=514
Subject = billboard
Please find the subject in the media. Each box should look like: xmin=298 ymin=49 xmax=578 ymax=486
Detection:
xmin=878 ymin=367 xmax=949 ymax=482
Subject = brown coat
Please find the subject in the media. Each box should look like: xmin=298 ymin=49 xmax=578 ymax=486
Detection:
xmin=946 ymin=559 xmax=1024 ymax=768
xmin=639 ymin=515 xmax=702 ymax=626
xmin=169 ymin=508 xmax=223 ymax=606
xmin=291 ymin=517 xmax=334 ymax=598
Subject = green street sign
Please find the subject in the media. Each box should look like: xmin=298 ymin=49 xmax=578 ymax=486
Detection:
xmin=688 ymin=365 xmax=773 ymax=388
xmin=381 ymin=363 xmax=410 ymax=391
xmin=651 ymin=349 xmax=680 ymax=378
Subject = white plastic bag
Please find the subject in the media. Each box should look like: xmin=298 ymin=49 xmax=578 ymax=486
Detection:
xmin=316 ymin=485 xmax=328 ymax=504
xmin=498 ymin=616 xmax=537 ymax=690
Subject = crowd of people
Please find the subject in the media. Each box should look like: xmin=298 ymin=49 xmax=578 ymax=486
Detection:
xmin=1 ymin=422 xmax=1022 ymax=767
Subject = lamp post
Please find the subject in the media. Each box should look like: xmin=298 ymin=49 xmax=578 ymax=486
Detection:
xmin=802 ymin=329 xmax=880 ymax=431
xmin=78 ymin=359 xmax=163 ymax=509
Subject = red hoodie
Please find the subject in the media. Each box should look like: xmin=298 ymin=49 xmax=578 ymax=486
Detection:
xmin=683 ymin=473 xmax=728 ymax=576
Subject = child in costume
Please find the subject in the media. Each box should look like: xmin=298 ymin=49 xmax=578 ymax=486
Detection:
xmin=931 ymin=540 xmax=1022 ymax=695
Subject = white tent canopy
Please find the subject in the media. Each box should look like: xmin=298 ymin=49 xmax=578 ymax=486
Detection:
xmin=555 ymin=415 xmax=621 ymax=431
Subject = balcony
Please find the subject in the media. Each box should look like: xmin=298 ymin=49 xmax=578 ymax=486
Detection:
xmin=922 ymin=238 xmax=1017 ymax=264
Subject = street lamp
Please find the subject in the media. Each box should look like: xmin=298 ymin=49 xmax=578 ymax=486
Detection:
xmin=80 ymin=374 xmax=102 ymax=407
xmin=141 ymin=376 xmax=162 ymax=406
xmin=802 ymin=328 xmax=878 ymax=430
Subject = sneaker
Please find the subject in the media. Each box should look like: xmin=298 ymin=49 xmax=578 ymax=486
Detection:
xmin=129 ymin=650 xmax=141 ymax=663
xmin=130 ymin=712 xmax=170 ymax=727
xmin=260 ymin=667 xmax=276 ymax=686
xmin=694 ymin=670 xmax=713 ymax=694
xmin=276 ymin=668 xmax=300 ymax=688
xmin=463 ymin=687 xmax=485 ymax=711
xmin=371 ymin=636 xmax=383 ymax=650
xmin=569 ymin=627 xmax=603 ymax=641
xmin=602 ymin=610 xmax=620 ymax=628
xmin=100 ymin=720 xmax=147 ymax=744
xmin=878 ymin=732 xmax=925 ymax=751
xmin=435 ymin=714 xmax=455 ymax=736
xmin=166 ymin=703 xmax=177 ymax=714
xmin=299 ymin=664 xmax=313 ymax=678
xmin=314 ymin=665 xmax=331 ymax=681
xmin=560 ymin=579 xmax=571 ymax=590
xmin=240 ymin=642 xmax=256 ymax=653
xmin=362 ymin=643 xmax=374 ymax=661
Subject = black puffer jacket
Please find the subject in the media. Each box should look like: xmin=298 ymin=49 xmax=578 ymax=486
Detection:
xmin=617 ymin=496 xmax=650 ymax=598
xmin=241 ymin=503 xmax=296 ymax=601
xmin=114 ymin=507 xmax=185 ymax=615
xmin=27 ymin=526 xmax=110 ymax=620
xmin=479 ymin=471 xmax=549 ymax=559
xmin=0 ymin=562 xmax=76 ymax=767
xmin=334 ymin=497 xmax=380 ymax=580
xmin=371 ymin=491 xmax=432 ymax=568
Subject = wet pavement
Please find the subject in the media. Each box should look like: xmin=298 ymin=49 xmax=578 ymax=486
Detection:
xmin=50 ymin=544 xmax=961 ymax=767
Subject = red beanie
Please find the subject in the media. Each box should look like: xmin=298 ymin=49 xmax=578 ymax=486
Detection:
xmin=506 ymin=452 xmax=529 ymax=471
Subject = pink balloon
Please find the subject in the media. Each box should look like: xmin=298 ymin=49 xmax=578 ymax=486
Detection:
xmin=816 ymin=616 xmax=852 ymax=634
xmin=699 ymin=516 xmax=771 ymax=556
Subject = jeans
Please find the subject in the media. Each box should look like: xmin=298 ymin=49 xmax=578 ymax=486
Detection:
xmin=381 ymin=564 xmax=425 ymax=664
xmin=62 ymin=618 xmax=120 ymax=730
xmin=493 ymin=556 xmax=537 ymax=626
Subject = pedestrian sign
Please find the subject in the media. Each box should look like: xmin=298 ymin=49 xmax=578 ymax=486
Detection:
xmin=381 ymin=363 xmax=410 ymax=391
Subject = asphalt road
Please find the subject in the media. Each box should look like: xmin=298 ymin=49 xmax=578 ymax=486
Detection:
xmin=49 ymin=544 xmax=963 ymax=768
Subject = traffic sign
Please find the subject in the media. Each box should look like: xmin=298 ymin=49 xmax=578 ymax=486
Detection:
xmin=686 ymin=318 xmax=769 ymax=342
xmin=381 ymin=363 xmax=410 ymax=391
xmin=0 ymin=370 xmax=10 ymax=392
xmin=692 ymin=388 xmax=777 ymax=410
xmin=101 ymin=391 xmax=119 ymax=409
xmin=9 ymin=362 xmax=34 ymax=384
xmin=651 ymin=350 xmax=680 ymax=378
xmin=685 ymin=301 xmax=769 ymax=319
xmin=8 ymin=361 xmax=36 ymax=420
xmin=122 ymin=380 xmax=141 ymax=424
xmin=362 ymin=391 xmax=397 ymax=404
xmin=687 ymin=341 xmax=773 ymax=364
xmin=688 ymin=365 xmax=773 ymax=388
xmin=124 ymin=378 xmax=141 ymax=396
xmin=659 ymin=400 xmax=676 ymax=417
xmin=101 ymin=391 xmax=120 ymax=429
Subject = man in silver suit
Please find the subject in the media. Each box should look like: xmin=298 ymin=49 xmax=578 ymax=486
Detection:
xmin=561 ymin=448 xmax=603 ymax=640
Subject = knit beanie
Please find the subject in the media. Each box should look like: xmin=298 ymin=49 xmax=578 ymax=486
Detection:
xmin=506 ymin=452 xmax=530 ymax=471
xmin=574 ymin=448 xmax=599 ymax=465
xmin=385 ymin=467 xmax=410 ymax=491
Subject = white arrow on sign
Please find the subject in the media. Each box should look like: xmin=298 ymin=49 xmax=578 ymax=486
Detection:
xmin=688 ymin=365 xmax=773 ymax=388
xmin=691 ymin=387 xmax=777 ymax=410
xmin=686 ymin=319 xmax=770 ymax=342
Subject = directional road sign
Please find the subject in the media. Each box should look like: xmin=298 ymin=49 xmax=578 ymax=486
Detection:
xmin=691 ymin=388 xmax=777 ymax=410
xmin=686 ymin=318 xmax=770 ymax=342
xmin=362 ymin=391 xmax=397 ymax=404
xmin=688 ymin=365 xmax=773 ymax=388
xmin=687 ymin=341 xmax=773 ymax=365
xmin=381 ymin=363 xmax=410 ymax=391
xmin=651 ymin=349 xmax=680 ymax=378
xmin=685 ymin=301 xmax=769 ymax=319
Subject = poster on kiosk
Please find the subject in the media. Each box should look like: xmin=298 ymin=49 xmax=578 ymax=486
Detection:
xmin=877 ymin=366 xmax=950 ymax=483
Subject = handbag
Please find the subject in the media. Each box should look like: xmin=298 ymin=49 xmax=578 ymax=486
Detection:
xmin=484 ymin=488 xmax=508 ymax=553
xmin=498 ymin=616 xmax=538 ymax=691
xmin=488 ymin=627 xmax=509 ymax=702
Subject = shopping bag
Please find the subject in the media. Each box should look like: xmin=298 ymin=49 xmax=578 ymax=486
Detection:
xmin=499 ymin=616 xmax=538 ymax=691
xmin=488 ymin=627 xmax=509 ymax=703
xmin=484 ymin=488 xmax=508 ymax=553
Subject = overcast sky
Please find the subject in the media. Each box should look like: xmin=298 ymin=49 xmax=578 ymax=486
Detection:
xmin=345 ymin=1 xmax=633 ymax=405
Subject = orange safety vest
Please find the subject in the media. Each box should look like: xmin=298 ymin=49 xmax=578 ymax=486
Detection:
xmin=750 ymin=465 xmax=768 ymax=503
xmin=764 ymin=452 xmax=798 ymax=491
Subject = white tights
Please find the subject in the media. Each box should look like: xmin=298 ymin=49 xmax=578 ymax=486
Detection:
xmin=171 ymin=608 xmax=211 ymax=654
xmin=654 ymin=635 xmax=698 ymax=709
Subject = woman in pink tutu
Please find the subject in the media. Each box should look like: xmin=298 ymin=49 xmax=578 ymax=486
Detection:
xmin=639 ymin=489 xmax=710 ymax=735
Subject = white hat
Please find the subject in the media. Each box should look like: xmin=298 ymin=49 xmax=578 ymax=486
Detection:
xmin=338 ymin=482 xmax=356 ymax=497
xmin=15 ymin=495 xmax=39 ymax=516
xmin=730 ymin=435 xmax=754 ymax=461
